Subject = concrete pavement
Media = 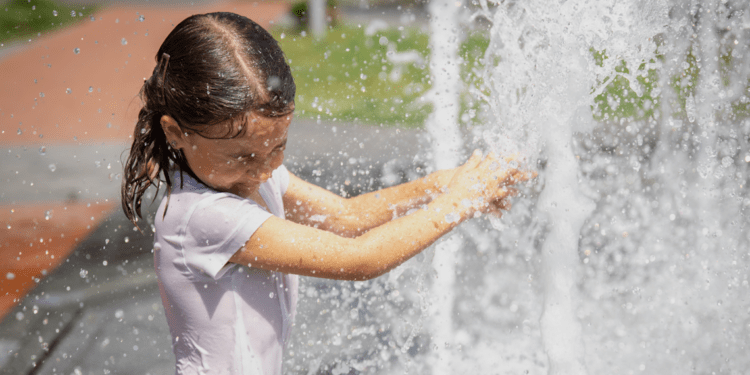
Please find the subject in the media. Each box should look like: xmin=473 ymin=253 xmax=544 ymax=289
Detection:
xmin=0 ymin=117 xmax=424 ymax=373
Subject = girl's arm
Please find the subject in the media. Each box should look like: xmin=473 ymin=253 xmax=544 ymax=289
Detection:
xmin=229 ymin=151 xmax=530 ymax=281
xmin=283 ymin=167 xmax=457 ymax=237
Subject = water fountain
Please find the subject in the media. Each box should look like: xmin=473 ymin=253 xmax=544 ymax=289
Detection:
xmin=3 ymin=0 xmax=750 ymax=374
xmin=425 ymin=0 xmax=464 ymax=373
xmin=480 ymin=1 xmax=668 ymax=373
xmin=284 ymin=0 xmax=750 ymax=373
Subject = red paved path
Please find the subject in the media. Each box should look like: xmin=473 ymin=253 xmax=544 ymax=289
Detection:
xmin=1 ymin=0 xmax=290 ymax=145
xmin=0 ymin=0 xmax=290 ymax=320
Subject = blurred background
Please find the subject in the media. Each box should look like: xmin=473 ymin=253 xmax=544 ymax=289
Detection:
xmin=1 ymin=0 xmax=749 ymax=374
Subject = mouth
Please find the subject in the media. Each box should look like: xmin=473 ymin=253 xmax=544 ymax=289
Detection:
xmin=249 ymin=169 xmax=272 ymax=182
xmin=258 ymin=171 xmax=271 ymax=181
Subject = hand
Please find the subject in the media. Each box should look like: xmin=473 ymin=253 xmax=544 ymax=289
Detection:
xmin=447 ymin=150 xmax=533 ymax=215
xmin=486 ymin=191 xmax=515 ymax=220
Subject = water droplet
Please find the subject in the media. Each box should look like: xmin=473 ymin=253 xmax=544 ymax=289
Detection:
xmin=379 ymin=36 xmax=389 ymax=46
xmin=88 ymin=86 xmax=93 ymax=92
xmin=269 ymin=292 xmax=275 ymax=298
xmin=74 ymin=47 xmax=80 ymax=54
xmin=17 ymin=128 xmax=22 ymax=135
xmin=121 ymin=38 xmax=128 ymax=46
xmin=102 ymin=260 xmax=108 ymax=266
xmin=90 ymin=16 xmax=95 ymax=21
xmin=66 ymin=88 xmax=71 ymax=94
xmin=138 ymin=15 xmax=145 ymax=22
xmin=721 ymin=156 xmax=733 ymax=168
xmin=48 ymin=164 xmax=56 ymax=172
xmin=140 ymin=127 xmax=146 ymax=134
xmin=44 ymin=210 xmax=52 ymax=220
xmin=70 ymin=10 xmax=76 ymax=17
xmin=105 ymin=238 xmax=110 ymax=244
xmin=15 ymin=312 xmax=24 ymax=321
xmin=79 ymin=269 xmax=88 ymax=278
xmin=115 ymin=309 xmax=124 ymax=319
xmin=124 ymin=236 xmax=129 ymax=243
xmin=52 ymin=10 xmax=58 ymax=17
xmin=39 ymin=146 xmax=46 ymax=155
xmin=39 ymin=92 xmax=45 ymax=98
xmin=445 ymin=212 xmax=460 ymax=223
xmin=6 ymin=272 xmax=15 ymax=280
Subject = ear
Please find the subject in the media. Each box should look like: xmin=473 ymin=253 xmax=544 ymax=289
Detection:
xmin=160 ymin=115 xmax=188 ymax=150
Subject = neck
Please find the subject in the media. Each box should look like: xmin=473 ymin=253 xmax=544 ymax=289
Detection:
xmin=229 ymin=182 xmax=262 ymax=199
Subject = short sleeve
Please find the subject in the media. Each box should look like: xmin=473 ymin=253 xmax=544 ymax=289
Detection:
xmin=182 ymin=193 xmax=273 ymax=280
xmin=274 ymin=165 xmax=290 ymax=196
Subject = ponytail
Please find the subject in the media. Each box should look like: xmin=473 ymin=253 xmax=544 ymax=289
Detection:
xmin=121 ymin=53 xmax=188 ymax=229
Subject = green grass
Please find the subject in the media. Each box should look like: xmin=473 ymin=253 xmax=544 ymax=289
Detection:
xmin=275 ymin=23 xmax=672 ymax=128
xmin=273 ymin=24 xmax=488 ymax=128
xmin=274 ymin=24 xmax=431 ymax=127
xmin=591 ymin=54 xmax=661 ymax=122
xmin=1 ymin=0 xmax=96 ymax=44
xmin=277 ymin=22 xmax=749 ymax=128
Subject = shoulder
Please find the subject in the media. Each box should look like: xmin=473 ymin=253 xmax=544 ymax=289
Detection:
xmin=154 ymin=171 xmax=267 ymax=234
xmin=154 ymin=172 xmax=206 ymax=233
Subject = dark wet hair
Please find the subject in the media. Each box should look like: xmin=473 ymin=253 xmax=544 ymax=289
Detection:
xmin=121 ymin=12 xmax=295 ymax=228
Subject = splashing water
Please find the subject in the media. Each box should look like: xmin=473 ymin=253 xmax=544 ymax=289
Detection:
xmin=479 ymin=0 xmax=668 ymax=373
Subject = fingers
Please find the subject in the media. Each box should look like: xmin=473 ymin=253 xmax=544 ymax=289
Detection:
xmin=497 ymin=199 xmax=511 ymax=211
xmin=497 ymin=187 xmax=518 ymax=200
xmin=499 ymin=168 xmax=536 ymax=186
xmin=492 ymin=197 xmax=512 ymax=212
xmin=503 ymin=153 xmax=521 ymax=164
xmin=485 ymin=198 xmax=511 ymax=218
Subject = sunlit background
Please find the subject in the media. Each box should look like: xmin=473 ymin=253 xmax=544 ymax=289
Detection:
xmin=1 ymin=0 xmax=749 ymax=374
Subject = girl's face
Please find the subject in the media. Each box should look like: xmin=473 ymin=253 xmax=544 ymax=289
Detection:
xmin=165 ymin=112 xmax=291 ymax=198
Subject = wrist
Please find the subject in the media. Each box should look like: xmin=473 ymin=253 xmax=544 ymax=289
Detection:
xmin=428 ymin=169 xmax=453 ymax=193
xmin=431 ymin=191 xmax=476 ymax=224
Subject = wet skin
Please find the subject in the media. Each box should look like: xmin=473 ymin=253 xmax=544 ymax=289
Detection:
xmin=161 ymin=112 xmax=291 ymax=202
xmin=162 ymin=111 xmax=533 ymax=281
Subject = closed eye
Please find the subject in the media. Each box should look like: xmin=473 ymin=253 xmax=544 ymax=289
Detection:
xmin=235 ymin=153 xmax=256 ymax=161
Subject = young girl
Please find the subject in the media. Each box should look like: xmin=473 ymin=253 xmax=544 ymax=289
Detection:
xmin=122 ymin=12 xmax=529 ymax=375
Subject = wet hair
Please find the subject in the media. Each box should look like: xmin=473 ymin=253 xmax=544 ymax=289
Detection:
xmin=121 ymin=12 xmax=295 ymax=229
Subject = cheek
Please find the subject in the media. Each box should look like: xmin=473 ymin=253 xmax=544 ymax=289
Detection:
xmin=271 ymin=149 xmax=285 ymax=166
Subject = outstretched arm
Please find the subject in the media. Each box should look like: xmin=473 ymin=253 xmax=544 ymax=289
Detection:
xmin=230 ymin=151 xmax=532 ymax=280
xmin=283 ymin=168 xmax=456 ymax=237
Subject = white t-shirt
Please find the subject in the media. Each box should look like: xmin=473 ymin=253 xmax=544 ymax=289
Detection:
xmin=153 ymin=165 xmax=298 ymax=375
